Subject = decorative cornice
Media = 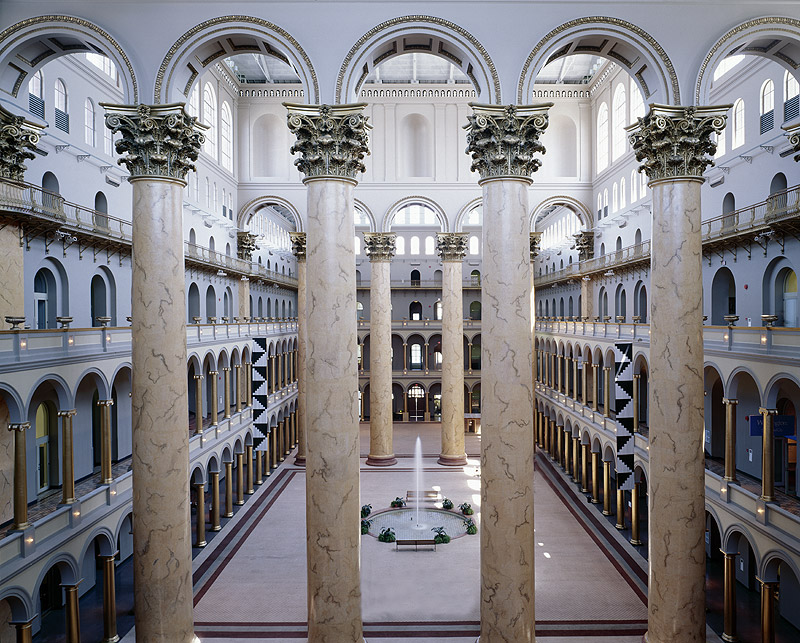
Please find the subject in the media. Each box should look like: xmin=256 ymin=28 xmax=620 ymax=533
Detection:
xmin=0 ymin=104 xmax=43 ymax=181
xmin=285 ymin=103 xmax=370 ymax=182
xmin=363 ymin=232 xmax=396 ymax=261
xmin=436 ymin=232 xmax=468 ymax=262
xmin=102 ymin=103 xmax=205 ymax=183
xmin=573 ymin=231 xmax=594 ymax=262
xmin=290 ymin=232 xmax=306 ymax=261
xmin=626 ymin=104 xmax=731 ymax=184
xmin=237 ymin=231 xmax=258 ymax=261
xmin=783 ymin=121 xmax=800 ymax=162
xmin=530 ymin=232 xmax=542 ymax=262
xmin=464 ymin=103 xmax=552 ymax=182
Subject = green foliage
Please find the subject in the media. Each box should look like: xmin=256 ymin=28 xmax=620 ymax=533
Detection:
xmin=431 ymin=526 xmax=451 ymax=544
xmin=459 ymin=502 xmax=474 ymax=515
xmin=463 ymin=518 xmax=477 ymax=535
xmin=378 ymin=527 xmax=396 ymax=543
xmin=390 ymin=497 xmax=406 ymax=508
xmin=361 ymin=519 xmax=372 ymax=535
xmin=441 ymin=498 xmax=454 ymax=510
xmin=361 ymin=504 xmax=372 ymax=519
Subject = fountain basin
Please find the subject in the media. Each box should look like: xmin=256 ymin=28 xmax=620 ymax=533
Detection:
xmin=367 ymin=507 xmax=470 ymax=541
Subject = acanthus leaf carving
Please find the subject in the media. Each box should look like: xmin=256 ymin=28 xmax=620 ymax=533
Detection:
xmin=436 ymin=232 xmax=468 ymax=262
xmin=0 ymin=105 xmax=43 ymax=181
xmin=363 ymin=232 xmax=396 ymax=261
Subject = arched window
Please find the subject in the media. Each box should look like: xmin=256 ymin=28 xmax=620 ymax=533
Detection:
xmin=596 ymin=102 xmax=609 ymax=171
xmin=410 ymin=270 xmax=421 ymax=286
xmin=732 ymin=99 xmax=745 ymax=149
xmin=620 ymin=177 xmax=626 ymax=209
xmin=760 ymin=79 xmax=775 ymax=134
xmin=189 ymin=228 xmax=196 ymax=245
xmin=209 ymin=236 xmax=215 ymax=252
xmin=612 ymin=182 xmax=619 ymax=213
xmin=597 ymin=193 xmax=602 ymax=218
xmin=354 ymin=235 xmax=361 ymax=255
xmin=33 ymin=268 xmax=57 ymax=329
xmin=785 ymin=71 xmax=800 ymax=121
xmin=410 ymin=236 xmax=420 ymax=255
xmin=634 ymin=228 xmax=642 ymax=246
xmin=104 ymin=123 xmax=114 ymax=157
xmin=28 ymin=70 xmax=44 ymax=118
xmin=84 ymin=98 xmax=96 ymax=147
xmin=35 ymin=402 xmax=57 ymax=492
xmin=202 ymin=83 xmax=217 ymax=158
xmin=409 ymin=302 xmax=423 ymax=321
xmin=603 ymin=189 xmax=608 ymax=218
xmin=204 ymin=177 xmax=210 ymax=208
xmin=640 ymin=171 xmax=647 ymax=198
xmin=90 ymin=274 xmax=108 ymax=325
xmin=612 ymin=84 xmax=627 ymax=160
xmin=434 ymin=301 xmax=442 ymax=320
xmin=220 ymin=102 xmax=233 ymax=171
xmin=630 ymin=78 xmax=645 ymax=120
xmin=469 ymin=235 xmax=479 ymax=255
xmin=187 ymin=84 xmax=200 ymax=118
xmin=714 ymin=128 xmax=726 ymax=158
xmin=395 ymin=236 xmax=405 ymax=255
xmin=470 ymin=301 xmax=481 ymax=320
xmin=424 ymin=236 xmax=434 ymax=255
xmin=631 ymin=170 xmax=638 ymax=202
xmin=213 ymin=182 xmax=218 ymax=212
xmin=55 ymin=79 xmax=68 ymax=112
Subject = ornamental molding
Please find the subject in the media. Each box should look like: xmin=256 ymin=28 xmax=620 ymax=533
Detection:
xmin=101 ymin=103 xmax=206 ymax=183
xmin=626 ymin=104 xmax=731 ymax=183
xmin=530 ymin=232 xmax=542 ymax=261
xmin=289 ymin=232 xmax=306 ymax=261
xmin=517 ymin=17 xmax=680 ymax=105
xmin=0 ymin=15 xmax=138 ymax=101
xmin=436 ymin=232 xmax=468 ymax=262
xmin=465 ymin=103 xmax=552 ymax=182
xmin=155 ymin=16 xmax=318 ymax=103
xmin=336 ymin=15 xmax=501 ymax=104
xmin=0 ymin=104 xmax=43 ymax=181
xmin=237 ymin=231 xmax=258 ymax=261
xmin=573 ymin=231 xmax=595 ymax=262
xmin=285 ymin=103 xmax=370 ymax=182
xmin=363 ymin=232 xmax=396 ymax=261
xmin=782 ymin=121 xmax=800 ymax=162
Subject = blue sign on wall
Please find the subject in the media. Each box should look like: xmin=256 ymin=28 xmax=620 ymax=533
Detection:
xmin=748 ymin=415 xmax=796 ymax=439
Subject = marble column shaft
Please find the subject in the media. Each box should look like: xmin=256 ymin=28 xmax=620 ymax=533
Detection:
xmin=295 ymin=253 xmax=307 ymax=466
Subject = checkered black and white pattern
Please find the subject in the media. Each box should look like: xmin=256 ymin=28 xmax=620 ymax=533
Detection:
xmin=251 ymin=338 xmax=269 ymax=451
xmin=614 ymin=342 xmax=635 ymax=491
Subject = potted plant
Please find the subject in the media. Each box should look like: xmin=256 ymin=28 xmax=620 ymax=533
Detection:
xmin=441 ymin=498 xmax=454 ymax=510
xmin=463 ymin=518 xmax=478 ymax=535
xmin=361 ymin=504 xmax=372 ymax=519
xmin=361 ymin=518 xmax=372 ymax=535
xmin=390 ymin=497 xmax=406 ymax=508
xmin=459 ymin=502 xmax=474 ymax=516
xmin=431 ymin=526 xmax=451 ymax=544
xmin=378 ymin=527 xmax=396 ymax=543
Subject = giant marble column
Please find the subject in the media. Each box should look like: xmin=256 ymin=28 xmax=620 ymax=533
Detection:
xmin=290 ymin=232 xmax=308 ymax=466
xmin=286 ymin=103 xmax=369 ymax=643
xmin=363 ymin=232 xmax=397 ymax=467
xmin=465 ymin=102 xmax=551 ymax=643
xmin=437 ymin=232 xmax=469 ymax=466
xmin=627 ymin=104 xmax=730 ymax=643
xmin=103 ymin=103 xmax=204 ymax=643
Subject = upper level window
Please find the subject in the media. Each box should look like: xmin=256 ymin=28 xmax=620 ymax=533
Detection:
xmin=786 ymin=71 xmax=800 ymax=121
xmin=28 ymin=70 xmax=43 ymax=98
xmin=732 ymin=99 xmax=745 ymax=149
xmin=424 ymin=236 xmax=434 ymax=255
xmin=630 ymin=170 xmax=637 ymax=202
xmin=104 ymin=124 xmax=113 ymax=157
xmin=55 ymin=79 xmax=68 ymax=112
xmin=202 ymin=82 xmax=217 ymax=158
xmin=188 ymin=85 xmax=200 ymax=118
xmin=620 ymin=177 xmax=626 ymax=209
xmin=612 ymin=182 xmax=619 ymax=213
xmin=396 ymin=236 xmax=405 ymax=255
xmin=612 ymin=84 xmax=627 ymax=160
xmin=714 ymin=128 xmax=726 ymax=158
xmin=220 ymin=101 xmax=233 ymax=171
xmin=410 ymin=235 xmax=420 ymax=255
xmin=354 ymin=235 xmax=361 ymax=255
xmin=713 ymin=55 xmax=745 ymax=81
xmin=84 ymin=98 xmax=95 ymax=147
xmin=603 ymin=189 xmax=609 ymax=218
xmin=630 ymin=78 xmax=645 ymax=120
xmin=596 ymin=102 xmax=609 ymax=172
xmin=597 ymin=193 xmax=602 ymax=218
xmin=760 ymin=79 xmax=775 ymax=134
xmin=469 ymin=235 xmax=479 ymax=255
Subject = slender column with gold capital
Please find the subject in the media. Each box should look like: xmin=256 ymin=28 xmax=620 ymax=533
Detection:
xmin=64 ymin=583 xmax=81 ymax=643
xmin=591 ymin=451 xmax=600 ymax=503
xmin=582 ymin=444 xmax=590 ymax=493
xmin=98 ymin=400 xmax=114 ymax=483
xmin=759 ymin=407 xmax=778 ymax=501
xmin=235 ymin=452 xmax=244 ymax=505
xmin=210 ymin=471 xmax=221 ymax=531
xmin=234 ymin=364 xmax=242 ymax=414
xmin=722 ymin=398 xmax=738 ymax=481
xmin=556 ymin=425 xmax=564 ymax=467
xmin=572 ymin=436 xmax=580 ymax=484
xmin=57 ymin=410 xmax=77 ymax=504
xmin=632 ymin=374 xmax=641 ymax=433
xmin=286 ymin=102 xmax=369 ymax=642
xmin=103 ymin=103 xmax=203 ymax=643
xmin=437 ymin=232 xmax=469 ymax=466
xmin=630 ymin=481 xmax=642 ymax=545
xmin=616 ymin=484 xmax=625 ymax=530
xmin=13 ymin=619 xmax=33 ymax=643
xmin=573 ymin=357 xmax=579 ymax=401
xmin=582 ymin=360 xmax=588 ymax=407
xmin=223 ymin=367 xmax=231 ymax=419
xmin=530 ymin=233 xmax=540 ymax=413
xmin=603 ymin=367 xmax=611 ymax=417
xmin=8 ymin=422 xmax=30 ymax=529
xmin=254 ymin=449 xmax=263 ymax=485
xmin=209 ymin=371 xmax=219 ymax=427
xmin=466 ymin=102 xmax=551 ymax=643
xmin=602 ymin=460 xmax=612 ymax=515
xmin=245 ymin=361 xmax=252 ymax=406
xmin=364 ymin=232 xmax=397 ymax=467
xmin=627 ymin=103 xmax=730 ymax=643
xmin=193 ymin=483 xmax=206 ymax=547
xmin=193 ymin=375 xmax=204 ymax=434
xmin=223 ymin=461 xmax=233 ymax=517
xmin=721 ymin=551 xmax=738 ymax=642
xmin=290 ymin=232 xmax=307 ymax=466
xmin=246 ymin=444 xmax=254 ymax=494
xmin=758 ymin=578 xmax=778 ymax=643
xmin=591 ymin=364 xmax=598 ymax=411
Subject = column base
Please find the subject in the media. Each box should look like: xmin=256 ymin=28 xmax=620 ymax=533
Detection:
xmin=615 ymin=522 xmax=625 ymax=530
xmin=102 ymin=636 xmax=120 ymax=643
xmin=223 ymin=512 xmax=233 ymax=518
xmin=234 ymin=501 xmax=244 ymax=506
xmin=722 ymin=633 xmax=739 ymax=642
xmin=365 ymin=454 xmax=397 ymax=467
xmin=211 ymin=526 xmax=222 ymax=532
xmin=195 ymin=540 xmax=206 ymax=547
xmin=630 ymin=538 xmax=642 ymax=546
xmin=581 ymin=487 xmax=589 ymax=494
xmin=437 ymin=453 xmax=468 ymax=466
xmin=602 ymin=510 xmax=613 ymax=516
xmin=294 ymin=455 xmax=306 ymax=466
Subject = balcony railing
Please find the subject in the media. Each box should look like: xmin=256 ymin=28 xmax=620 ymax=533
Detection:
xmin=356 ymin=278 xmax=482 ymax=288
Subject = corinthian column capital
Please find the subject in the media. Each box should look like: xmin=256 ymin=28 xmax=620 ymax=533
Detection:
xmin=573 ymin=231 xmax=594 ymax=262
xmin=0 ymin=104 xmax=43 ymax=181
xmin=290 ymin=232 xmax=307 ymax=261
xmin=436 ymin=232 xmax=468 ymax=262
xmin=363 ymin=232 xmax=396 ymax=261
xmin=529 ymin=232 xmax=542 ymax=262
xmin=284 ymin=103 xmax=370 ymax=183
xmin=101 ymin=103 xmax=206 ymax=183
xmin=626 ymin=104 xmax=731 ymax=184
xmin=464 ymin=102 xmax=552 ymax=183
xmin=783 ymin=121 xmax=800 ymax=162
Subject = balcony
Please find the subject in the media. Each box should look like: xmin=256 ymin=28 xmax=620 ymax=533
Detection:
xmin=356 ymin=278 xmax=482 ymax=289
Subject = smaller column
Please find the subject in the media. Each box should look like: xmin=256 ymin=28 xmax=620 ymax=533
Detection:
xmin=285 ymin=418 xmax=291 ymax=455
xmin=210 ymin=471 xmax=221 ymax=531
xmin=615 ymin=484 xmax=625 ymax=530
xmin=591 ymin=451 xmax=600 ymax=503
xmin=194 ymin=375 xmax=204 ymax=433
xmin=57 ymin=410 xmax=77 ymax=504
xmin=8 ymin=422 xmax=30 ymax=529
xmin=245 ymin=444 xmax=254 ymax=494
xmin=224 ymin=461 xmax=233 ymax=517
xmin=269 ymin=355 xmax=275 ymax=394
xmin=722 ymin=551 xmax=738 ymax=643
xmin=632 ymin=374 xmax=641 ymax=433
xmin=235 ymin=453 xmax=244 ymax=505
xmin=573 ymin=357 xmax=579 ymax=401
xmin=572 ymin=436 xmax=580 ymax=484
xmin=562 ymin=356 xmax=568 ymax=394
xmin=98 ymin=400 xmax=114 ymax=483
xmin=254 ymin=450 xmax=263 ymax=485
xmin=564 ymin=430 xmax=570 ymax=472
xmin=64 ymin=583 xmax=81 ymax=643
xmin=271 ymin=428 xmax=278 ymax=469
xmin=244 ymin=362 xmax=252 ymax=406
xmin=209 ymin=371 xmax=219 ymax=426
xmin=602 ymin=460 xmax=612 ymax=515
xmin=592 ymin=364 xmax=598 ymax=412
xmin=759 ymin=407 xmax=778 ymax=501
xmin=555 ymin=424 xmax=563 ymax=466
xmin=582 ymin=444 xmax=590 ymax=493
xmin=630 ymin=481 xmax=642 ymax=545
xmin=402 ymin=343 xmax=408 ymax=373
xmin=758 ymin=578 xmax=778 ymax=643
xmin=582 ymin=361 xmax=588 ymax=406
xmin=234 ymin=365 xmax=242 ymax=414
xmin=12 ymin=620 xmax=33 ymax=643
xmin=101 ymin=553 xmax=118 ymax=643
xmin=603 ymin=367 xmax=611 ymax=417
xmin=194 ymin=483 xmax=206 ymax=547
xmin=223 ymin=367 xmax=231 ymax=419
xmin=723 ymin=398 xmax=738 ymax=482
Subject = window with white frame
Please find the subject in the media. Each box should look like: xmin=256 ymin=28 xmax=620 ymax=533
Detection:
xmin=469 ymin=235 xmax=479 ymax=255
xmin=104 ymin=124 xmax=113 ymax=157
xmin=205 ymin=177 xmax=210 ymax=208
xmin=28 ymin=70 xmax=45 ymax=118
xmin=202 ymin=82 xmax=217 ymax=158
xmin=188 ymin=85 xmax=200 ymax=118
xmin=620 ymin=177 xmax=626 ymax=209
xmin=785 ymin=71 xmax=800 ymax=121
xmin=630 ymin=78 xmax=645 ymax=120
xmin=640 ymin=171 xmax=647 ymax=197
xmin=396 ymin=236 xmax=405 ymax=255
xmin=410 ymin=235 xmax=420 ymax=255
xmin=84 ymin=98 xmax=95 ymax=147
xmin=220 ymin=101 xmax=233 ymax=171
xmin=630 ymin=170 xmax=637 ymax=202
xmin=713 ymin=55 xmax=745 ymax=81
xmin=424 ymin=236 xmax=434 ymax=255
xmin=603 ymin=189 xmax=608 ymax=217
xmin=732 ymin=99 xmax=745 ymax=149
xmin=612 ymin=182 xmax=619 ymax=213
xmin=612 ymin=84 xmax=627 ymax=160
xmin=55 ymin=79 xmax=67 ymax=112
xmin=213 ymin=183 xmax=218 ymax=212
xmin=596 ymin=102 xmax=609 ymax=172
xmin=354 ymin=235 xmax=361 ymax=255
